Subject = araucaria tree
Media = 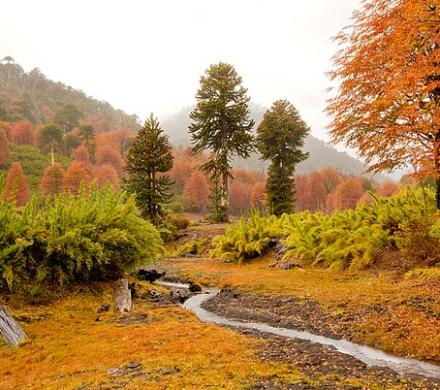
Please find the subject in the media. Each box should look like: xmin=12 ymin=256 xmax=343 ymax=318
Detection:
xmin=124 ymin=114 xmax=173 ymax=226
xmin=189 ymin=62 xmax=255 ymax=222
xmin=256 ymin=100 xmax=309 ymax=216
xmin=328 ymin=0 xmax=440 ymax=206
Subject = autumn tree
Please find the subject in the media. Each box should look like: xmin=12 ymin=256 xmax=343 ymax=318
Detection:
xmin=96 ymin=145 xmax=124 ymax=176
xmin=250 ymin=182 xmax=266 ymax=212
xmin=321 ymin=167 xmax=343 ymax=194
xmin=54 ymin=103 xmax=82 ymax=132
xmin=183 ymin=171 xmax=209 ymax=212
xmin=305 ymin=171 xmax=327 ymax=212
xmin=3 ymin=162 xmax=30 ymax=206
xmin=0 ymin=128 xmax=10 ymax=167
xmin=12 ymin=119 xmax=34 ymax=145
xmin=332 ymin=177 xmax=364 ymax=210
xmin=124 ymin=114 xmax=173 ymax=226
xmin=256 ymin=100 xmax=309 ymax=216
xmin=377 ymin=180 xmax=399 ymax=197
xmin=328 ymin=0 xmax=440 ymax=206
xmin=63 ymin=161 xmax=90 ymax=195
xmin=94 ymin=164 xmax=120 ymax=189
xmin=189 ymin=62 xmax=254 ymax=222
xmin=73 ymin=145 xmax=92 ymax=174
xmin=39 ymin=163 xmax=64 ymax=197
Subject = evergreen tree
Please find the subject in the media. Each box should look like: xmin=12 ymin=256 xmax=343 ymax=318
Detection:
xmin=256 ymin=100 xmax=309 ymax=216
xmin=189 ymin=62 xmax=254 ymax=222
xmin=79 ymin=124 xmax=96 ymax=159
xmin=54 ymin=103 xmax=82 ymax=132
xmin=39 ymin=123 xmax=64 ymax=152
xmin=124 ymin=114 xmax=173 ymax=226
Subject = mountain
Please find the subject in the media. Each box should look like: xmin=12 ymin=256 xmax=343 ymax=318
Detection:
xmin=0 ymin=57 xmax=140 ymax=131
xmin=161 ymin=103 xmax=380 ymax=178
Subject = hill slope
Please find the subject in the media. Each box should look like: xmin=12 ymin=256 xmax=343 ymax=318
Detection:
xmin=0 ymin=57 xmax=140 ymax=131
xmin=161 ymin=104 xmax=371 ymax=177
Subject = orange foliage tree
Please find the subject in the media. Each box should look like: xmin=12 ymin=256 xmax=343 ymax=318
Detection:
xmin=305 ymin=171 xmax=327 ymax=212
xmin=331 ymin=177 xmax=365 ymax=210
xmin=377 ymin=180 xmax=400 ymax=197
xmin=73 ymin=145 xmax=92 ymax=174
xmin=321 ymin=167 xmax=343 ymax=194
xmin=183 ymin=171 xmax=209 ymax=212
xmin=0 ymin=128 xmax=10 ymax=167
xmin=328 ymin=0 xmax=440 ymax=206
xmin=3 ymin=162 xmax=30 ymax=206
xmin=12 ymin=119 xmax=34 ymax=145
xmin=94 ymin=164 xmax=120 ymax=189
xmin=250 ymin=182 xmax=266 ymax=212
xmin=63 ymin=161 xmax=91 ymax=195
xmin=96 ymin=145 xmax=124 ymax=176
xmin=39 ymin=163 xmax=65 ymax=197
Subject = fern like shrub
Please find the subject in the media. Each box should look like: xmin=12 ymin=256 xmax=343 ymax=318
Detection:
xmin=0 ymin=187 xmax=163 ymax=294
xmin=212 ymin=188 xmax=437 ymax=269
xmin=211 ymin=210 xmax=286 ymax=262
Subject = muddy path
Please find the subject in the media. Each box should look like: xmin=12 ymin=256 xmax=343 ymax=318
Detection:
xmin=157 ymin=281 xmax=440 ymax=389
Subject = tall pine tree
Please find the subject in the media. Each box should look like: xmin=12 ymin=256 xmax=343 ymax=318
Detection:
xmin=189 ymin=62 xmax=254 ymax=222
xmin=124 ymin=114 xmax=173 ymax=226
xmin=256 ymin=100 xmax=309 ymax=216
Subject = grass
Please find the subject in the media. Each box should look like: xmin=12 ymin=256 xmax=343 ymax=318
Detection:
xmin=0 ymin=281 xmax=306 ymax=390
xmin=162 ymin=255 xmax=440 ymax=362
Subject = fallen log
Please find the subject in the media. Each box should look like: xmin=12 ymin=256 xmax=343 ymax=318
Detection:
xmin=0 ymin=305 xmax=28 ymax=347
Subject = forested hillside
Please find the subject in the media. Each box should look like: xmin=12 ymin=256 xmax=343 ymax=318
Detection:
xmin=0 ymin=57 xmax=140 ymax=131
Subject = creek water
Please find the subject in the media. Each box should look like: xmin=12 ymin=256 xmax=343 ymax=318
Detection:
xmin=157 ymin=281 xmax=440 ymax=380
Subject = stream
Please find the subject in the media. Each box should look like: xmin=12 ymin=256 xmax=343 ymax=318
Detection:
xmin=157 ymin=281 xmax=440 ymax=380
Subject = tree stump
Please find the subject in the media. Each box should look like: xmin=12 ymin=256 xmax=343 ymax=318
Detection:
xmin=0 ymin=305 xmax=28 ymax=347
xmin=114 ymin=278 xmax=132 ymax=313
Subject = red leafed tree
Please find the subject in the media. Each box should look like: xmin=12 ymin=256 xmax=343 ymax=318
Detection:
xmin=0 ymin=121 xmax=13 ymax=142
xmin=73 ymin=145 xmax=92 ymax=174
xmin=332 ymin=177 xmax=365 ymax=210
xmin=96 ymin=145 xmax=124 ymax=176
xmin=40 ymin=163 xmax=65 ymax=197
xmin=3 ymin=162 xmax=30 ymax=206
xmin=170 ymin=156 xmax=192 ymax=190
xmin=63 ymin=161 xmax=91 ymax=195
xmin=0 ymin=128 xmax=10 ymax=167
xmin=328 ymin=0 xmax=440 ymax=206
xmin=305 ymin=171 xmax=327 ymax=212
xmin=94 ymin=164 xmax=120 ymax=189
xmin=183 ymin=171 xmax=209 ymax=212
xmin=377 ymin=180 xmax=400 ymax=197
xmin=357 ymin=192 xmax=374 ymax=207
xmin=294 ymin=174 xmax=308 ymax=211
xmin=320 ymin=167 xmax=343 ymax=193
xmin=250 ymin=182 xmax=266 ymax=211
xmin=229 ymin=181 xmax=250 ymax=215
xmin=12 ymin=120 xmax=34 ymax=145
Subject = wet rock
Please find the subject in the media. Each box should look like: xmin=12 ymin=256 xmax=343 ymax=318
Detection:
xmin=170 ymin=289 xmax=190 ymax=303
xmin=176 ymin=252 xmax=199 ymax=258
xmin=135 ymin=269 xmax=166 ymax=283
xmin=188 ymin=282 xmax=202 ymax=292
xmin=278 ymin=262 xmax=298 ymax=270
xmin=126 ymin=361 xmax=141 ymax=369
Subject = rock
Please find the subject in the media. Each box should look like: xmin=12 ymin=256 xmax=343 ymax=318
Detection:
xmin=170 ymin=289 xmax=190 ymax=304
xmin=279 ymin=262 xmax=298 ymax=270
xmin=176 ymin=252 xmax=199 ymax=258
xmin=114 ymin=279 xmax=132 ymax=313
xmin=98 ymin=303 xmax=110 ymax=313
xmin=274 ymin=240 xmax=288 ymax=261
xmin=135 ymin=269 xmax=166 ymax=283
xmin=188 ymin=282 xmax=202 ymax=292
xmin=126 ymin=361 xmax=141 ymax=369
xmin=106 ymin=367 xmax=124 ymax=377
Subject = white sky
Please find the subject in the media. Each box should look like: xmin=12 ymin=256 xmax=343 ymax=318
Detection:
xmin=1 ymin=0 xmax=361 ymax=142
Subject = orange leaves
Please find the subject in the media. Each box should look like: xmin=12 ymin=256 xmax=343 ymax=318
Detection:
xmin=328 ymin=0 xmax=440 ymax=180
xmin=12 ymin=119 xmax=34 ymax=145
xmin=183 ymin=171 xmax=209 ymax=211
xmin=3 ymin=162 xmax=30 ymax=206
xmin=62 ymin=161 xmax=91 ymax=195
xmin=39 ymin=163 xmax=65 ymax=197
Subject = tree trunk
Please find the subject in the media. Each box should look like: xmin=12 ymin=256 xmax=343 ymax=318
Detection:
xmin=0 ymin=305 xmax=28 ymax=347
xmin=436 ymin=176 xmax=440 ymax=210
xmin=114 ymin=278 xmax=132 ymax=313
xmin=221 ymin=170 xmax=229 ymax=222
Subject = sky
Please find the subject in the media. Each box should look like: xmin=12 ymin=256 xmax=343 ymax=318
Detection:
xmin=1 ymin=0 xmax=362 ymax=143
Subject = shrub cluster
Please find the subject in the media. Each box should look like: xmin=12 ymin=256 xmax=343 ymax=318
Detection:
xmin=212 ymin=188 xmax=440 ymax=270
xmin=0 ymin=186 xmax=163 ymax=296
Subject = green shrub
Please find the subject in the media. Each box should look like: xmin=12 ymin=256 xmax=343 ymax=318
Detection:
xmin=0 ymin=187 xmax=163 ymax=295
xmin=175 ymin=238 xmax=210 ymax=256
xmin=212 ymin=188 xmax=437 ymax=269
xmin=168 ymin=214 xmax=190 ymax=230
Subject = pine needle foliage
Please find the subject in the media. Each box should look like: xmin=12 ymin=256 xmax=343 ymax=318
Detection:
xmin=212 ymin=187 xmax=438 ymax=269
xmin=0 ymin=186 xmax=163 ymax=295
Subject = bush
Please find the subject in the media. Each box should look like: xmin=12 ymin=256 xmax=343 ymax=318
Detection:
xmin=0 ymin=186 xmax=163 ymax=295
xmin=212 ymin=188 xmax=438 ymax=269
xmin=168 ymin=214 xmax=190 ymax=230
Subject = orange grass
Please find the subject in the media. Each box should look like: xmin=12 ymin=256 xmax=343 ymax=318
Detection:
xmin=163 ymin=256 xmax=440 ymax=362
xmin=0 ymin=283 xmax=307 ymax=390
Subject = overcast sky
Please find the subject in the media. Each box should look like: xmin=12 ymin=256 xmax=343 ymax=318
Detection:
xmin=1 ymin=0 xmax=361 ymax=142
